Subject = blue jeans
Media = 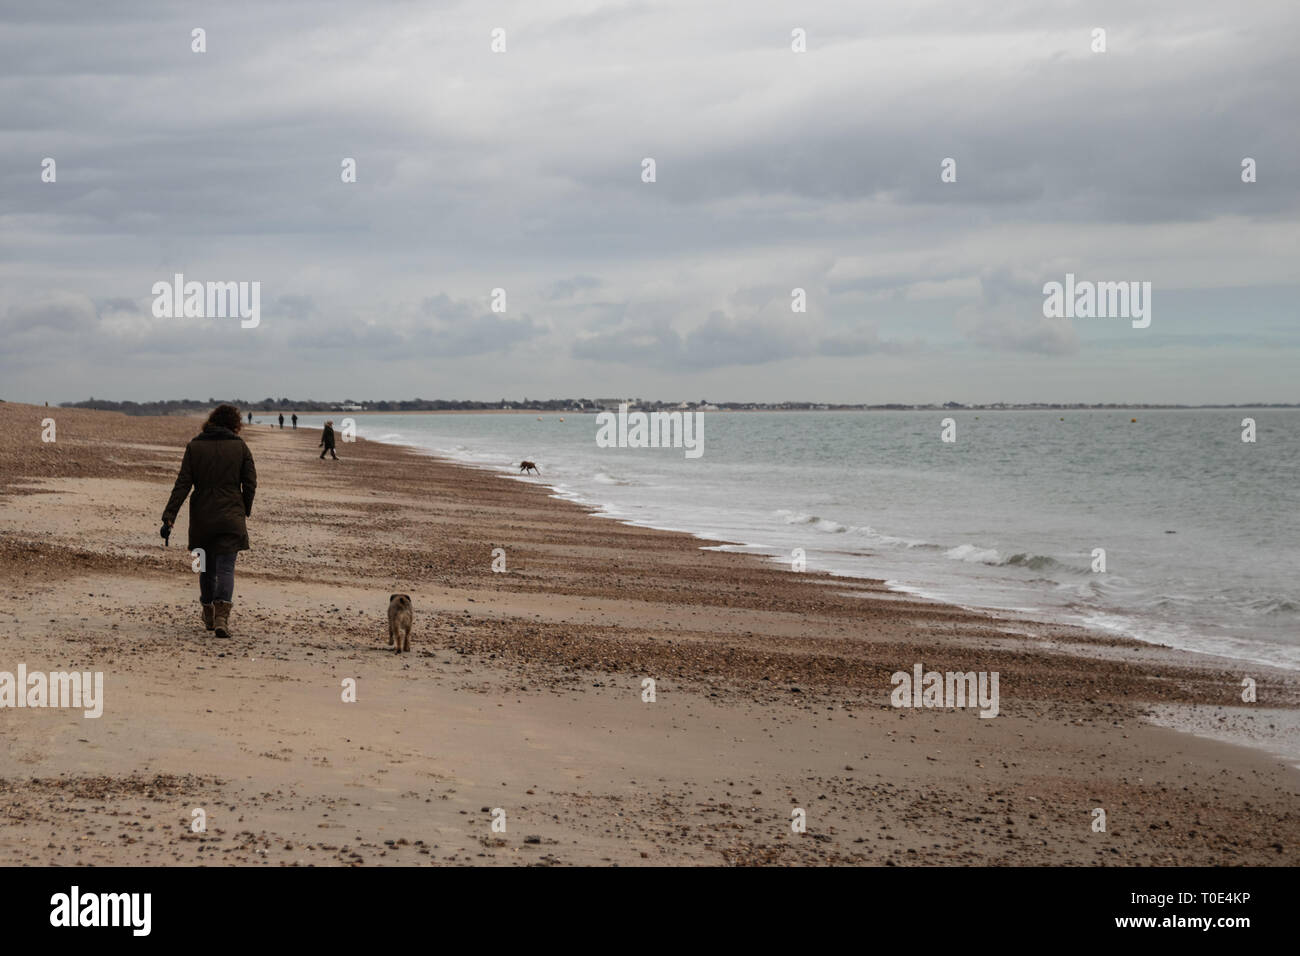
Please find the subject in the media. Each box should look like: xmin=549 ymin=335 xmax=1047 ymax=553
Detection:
xmin=199 ymin=552 xmax=238 ymax=604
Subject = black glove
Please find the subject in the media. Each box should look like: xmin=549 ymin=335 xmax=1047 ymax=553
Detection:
xmin=160 ymin=522 xmax=171 ymax=546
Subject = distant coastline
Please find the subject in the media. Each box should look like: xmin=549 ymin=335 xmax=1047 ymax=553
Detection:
xmin=28 ymin=397 xmax=1300 ymax=417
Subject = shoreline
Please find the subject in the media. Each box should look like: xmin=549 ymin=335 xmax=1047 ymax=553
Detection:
xmin=332 ymin=414 xmax=1300 ymax=680
xmin=242 ymin=428 xmax=1300 ymax=768
xmin=1 ymin=402 xmax=1296 ymax=866
xmin=54 ymin=405 xmax=1300 ymax=417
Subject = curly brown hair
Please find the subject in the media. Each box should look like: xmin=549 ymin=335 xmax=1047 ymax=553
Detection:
xmin=205 ymin=403 xmax=243 ymax=433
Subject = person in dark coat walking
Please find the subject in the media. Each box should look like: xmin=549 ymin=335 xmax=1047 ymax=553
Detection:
xmin=291 ymin=413 xmax=297 ymax=429
xmin=320 ymin=420 xmax=339 ymax=460
xmin=161 ymin=404 xmax=257 ymax=638
xmin=278 ymin=413 xmax=284 ymax=429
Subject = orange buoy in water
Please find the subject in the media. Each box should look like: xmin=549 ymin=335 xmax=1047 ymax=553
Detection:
xmin=1131 ymin=418 xmax=1137 ymax=423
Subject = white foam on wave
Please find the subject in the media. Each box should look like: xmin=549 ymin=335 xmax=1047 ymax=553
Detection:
xmin=945 ymin=543 xmax=1002 ymax=564
xmin=867 ymin=529 xmax=931 ymax=548
xmin=775 ymin=510 xmax=854 ymax=534
xmin=774 ymin=511 xmax=936 ymax=549
xmin=1076 ymin=611 xmax=1300 ymax=671
xmin=592 ymin=471 xmax=637 ymax=486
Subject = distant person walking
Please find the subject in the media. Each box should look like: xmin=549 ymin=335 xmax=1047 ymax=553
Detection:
xmin=291 ymin=413 xmax=298 ymax=429
xmin=320 ymin=420 xmax=338 ymax=460
xmin=161 ymin=404 xmax=257 ymax=639
xmin=247 ymin=411 xmax=253 ymax=425
xmin=278 ymin=413 xmax=284 ymax=429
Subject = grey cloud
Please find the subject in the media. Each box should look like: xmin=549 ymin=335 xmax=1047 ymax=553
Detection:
xmin=279 ymin=297 xmax=548 ymax=359
xmin=3 ymin=292 xmax=97 ymax=333
xmin=277 ymin=295 xmax=315 ymax=320
xmin=97 ymin=296 xmax=139 ymax=313
xmin=573 ymin=308 xmax=913 ymax=369
xmin=543 ymin=276 xmax=603 ymax=301
xmin=409 ymin=312 xmax=547 ymax=358
xmin=817 ymin=330 xmax=912 ymax=357
xmin=420 ymin=294 xmax=477 ymax=323
xmin=955 ymin=269 xmax=1080 ymax=355
xmin=961 ymin=315 xmax=1080 ymax=355
xmin=1 ymin=0 xmax=1296 ymax=402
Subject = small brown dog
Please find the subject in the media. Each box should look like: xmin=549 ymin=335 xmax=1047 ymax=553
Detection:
xmin=519 ymin=460 xmax=540 ymax=474
xmin=387 ymin=594 xmax=412 ymax=653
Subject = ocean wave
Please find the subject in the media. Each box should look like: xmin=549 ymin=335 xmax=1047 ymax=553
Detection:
xmin=942 ymin=546 xmax=1092 ymax=575
xmin=1207 ymin=595 xmax=1299 ymax=618
xmin=867 ymin=529 xmax=934 ymax=548
xmin=774 ymin=510 xmax=941 ymax=548
xmin=1142 ymin=592 xmax=1299 ymax=619
xmin=945 ymin=543 xmax=1002 ymax=564
xmin=1253 ymin=598 xmax=1300 ymax=617
xmin=776 ymin=510 xmax=851 ymax=534
xmin=592 ymin=471 xmax=636 ymax=486
xmin=1000 ymin=551 xmax=1092 ymax=574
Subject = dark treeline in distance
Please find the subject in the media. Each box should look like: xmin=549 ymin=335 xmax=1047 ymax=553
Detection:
xmin=45 ymin=397 xmax=1300 ymax=416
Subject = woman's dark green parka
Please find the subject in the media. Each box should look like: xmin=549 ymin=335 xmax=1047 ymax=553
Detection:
xmin=162 ymin=424 xmax=257 ymax=553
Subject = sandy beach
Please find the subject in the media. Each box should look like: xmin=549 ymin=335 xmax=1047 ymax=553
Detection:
xmin=0 ymin=401 xmax=1295 ymax=866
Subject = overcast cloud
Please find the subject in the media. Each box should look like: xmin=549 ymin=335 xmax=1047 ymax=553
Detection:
xmin=1 ymin=0 xmax=1296 ymax=404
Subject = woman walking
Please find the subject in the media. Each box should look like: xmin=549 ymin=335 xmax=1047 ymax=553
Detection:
xmin=161 ymin=404 xmax=257 ymax=638
xmin=319 ymin=420 xmax=339 ymax=460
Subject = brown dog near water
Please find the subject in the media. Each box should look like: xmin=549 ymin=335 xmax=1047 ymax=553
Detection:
xmin=387 ymin=594 xmax=412 ymax=653
xmin=519 ymin=460 xmax=540 ymax=475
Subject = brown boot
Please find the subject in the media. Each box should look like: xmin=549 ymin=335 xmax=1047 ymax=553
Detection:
xmin=213 ymin=601 xmax=234 ymax=639
xmin=202 ymin=604 xmax=215 ymax=631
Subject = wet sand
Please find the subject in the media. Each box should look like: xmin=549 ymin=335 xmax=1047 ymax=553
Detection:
xmin=0 ymin=402 xmax=1295 ymax=866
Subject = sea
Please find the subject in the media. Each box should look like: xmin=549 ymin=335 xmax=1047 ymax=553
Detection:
xmin=286 ymin=408 xmax=1299 ymax=673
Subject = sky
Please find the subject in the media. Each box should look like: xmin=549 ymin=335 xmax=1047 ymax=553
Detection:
xmin=1 ymin=0 xmax=1297 ymax=405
